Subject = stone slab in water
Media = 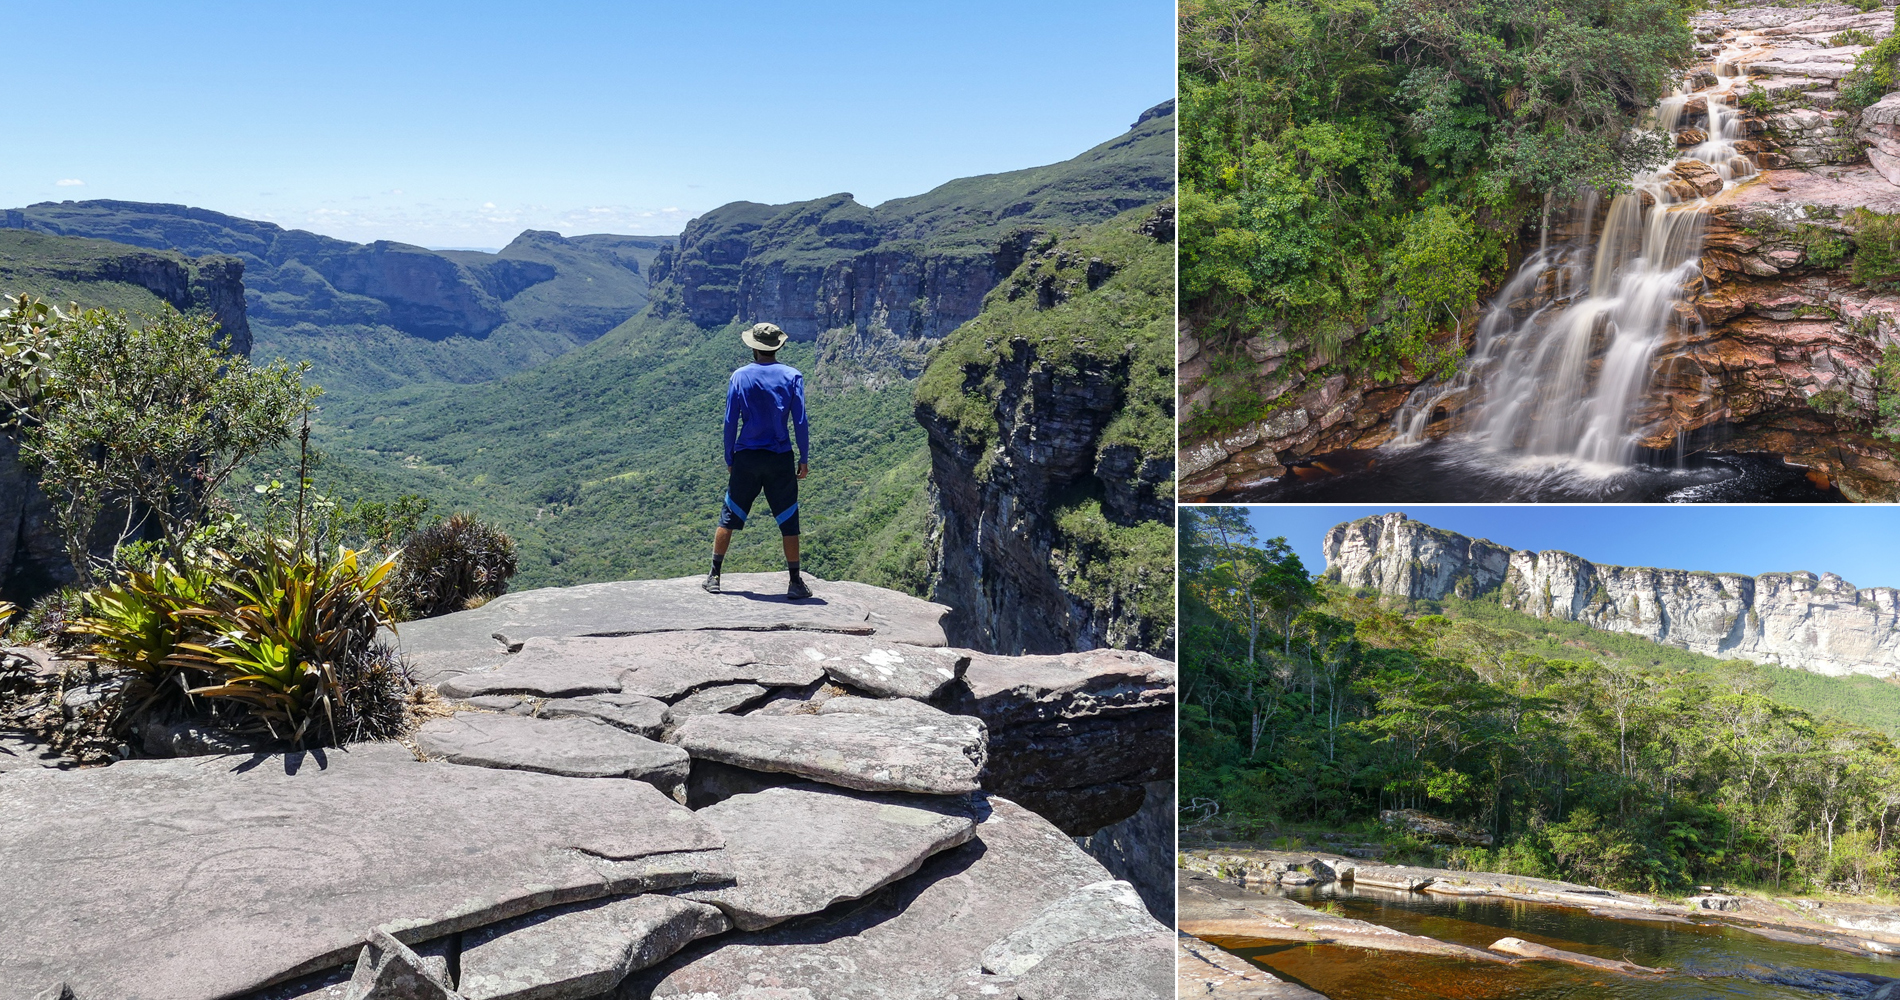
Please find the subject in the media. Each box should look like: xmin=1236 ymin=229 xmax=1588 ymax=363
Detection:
xmin=415 ymin=713 xmax=689 ymax=790
xmin=391 ymin=575 xmax=949 ymax=655
xmin=671 ymin=712 xmax=985 ymax=795
xmin=536 ymin=693 xmax=667 ymax=735
xmin=636 ymin=797 xmax=1137 ymax=1000
xmin=0 ymin=751 xmax=728 ymax=1000
xmin=458 ymin=895 xmax=730 ymax=1000
xmin=1177 ymin=933 xmax=1327 ymax=1000
xmin=682 ymin=784 xmax=977 ymax=930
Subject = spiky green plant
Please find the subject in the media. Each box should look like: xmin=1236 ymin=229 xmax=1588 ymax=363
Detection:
xmin=390 ymin=513 xmax=517 ymax=619
xmin=74 ymin=560 xmax=215 ymax=717
xmin=176 ymin=541 xmax=404 ymax=747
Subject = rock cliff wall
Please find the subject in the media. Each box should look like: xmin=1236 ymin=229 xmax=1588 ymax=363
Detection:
xmin=649 ymin=103 xmax=1176 ymax=387
xmin=1324 ymin=512 xmax=1900 ymax=678
xmin=916 ymin=205 xmax=1176 ymax=658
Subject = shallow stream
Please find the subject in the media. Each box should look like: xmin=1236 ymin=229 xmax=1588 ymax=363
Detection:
xmin=1220 ymin=443 xmax=1845 ymax=502
xmin=1212 ymin=885 xmax=1897 ymax=999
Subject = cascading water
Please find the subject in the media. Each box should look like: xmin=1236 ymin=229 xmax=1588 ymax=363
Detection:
xmin=1388 ymin=51 xmax=1759 ymax=469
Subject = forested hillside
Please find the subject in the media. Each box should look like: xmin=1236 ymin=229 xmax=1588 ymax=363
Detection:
xmin=1181 ymin=508 xmax=1900 ymax=895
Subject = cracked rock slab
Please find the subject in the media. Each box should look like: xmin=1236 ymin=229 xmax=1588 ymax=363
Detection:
xmin=537 ymin=693 xmax=667 ymax=736
xmin=458 ymin=895 xmax=730 ymax=1000
xmin=682 ymin=784 xmax=978 ymax=930
xmin=671 ymin=712 xmax=986 ymax=795
xmin=0 ymin=752 xmax=728 ymax=1000
xmin=663 ymin=683 xmax=770 ymax=718
xmin=415 ymin=713 xmax=689 ymax=791
xmin=980 ymin=879 xmax=1163 ymax=976
xmin=1012 ymin=932 xmax=1175 ymax=1000
xmin=391 ymin=574 xmax=949 ymax=654
xmin=635 ymin=797 xmax=1133 ymax=1000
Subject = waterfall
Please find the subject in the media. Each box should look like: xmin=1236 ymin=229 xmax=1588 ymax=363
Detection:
xmin=1388 ymin=53 xmax=1758 ymax=467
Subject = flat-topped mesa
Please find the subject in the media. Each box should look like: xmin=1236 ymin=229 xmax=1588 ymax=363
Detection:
xmin=1324 ymin=513 xmax=1900 ymax=678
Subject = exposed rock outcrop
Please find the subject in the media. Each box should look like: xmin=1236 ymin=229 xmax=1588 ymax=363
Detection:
xmin=1325 ymin=512 xmax=1900 ymax=678
xmin=918 ymin=206 xmax=1176 ymax=658
xmin=648 ymin=103 xmax=1176 ymax=386
xmin=0 ymin=574 xmax=1171 ymax=999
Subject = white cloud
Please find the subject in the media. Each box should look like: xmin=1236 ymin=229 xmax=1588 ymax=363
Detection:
xmin=55 ymin=178 xmax=83 ymax=187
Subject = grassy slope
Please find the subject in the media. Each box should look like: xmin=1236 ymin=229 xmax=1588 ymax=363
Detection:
xmin=0 ymin=229 xmax=189 ymax=315
xmin=1405 ymin=590 xmax=1900 ymax=739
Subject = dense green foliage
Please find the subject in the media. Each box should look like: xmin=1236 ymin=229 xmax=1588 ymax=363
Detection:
xmin=0 ymin=296 xmax=316 ymax=579
xmin=1839 ymin=7 xmax=1900 ymax=111
xmin=1179 ymin=0 xmax=1692 ymax=435
xmin=1182 ymin=508 xmax=1900 ymax=895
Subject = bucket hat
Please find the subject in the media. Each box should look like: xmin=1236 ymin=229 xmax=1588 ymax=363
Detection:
xmin=741 ymin=322 xmax=787 ymax=352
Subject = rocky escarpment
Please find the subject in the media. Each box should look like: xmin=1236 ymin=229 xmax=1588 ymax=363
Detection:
xmin=0 ymin=574 xmax=1175 ymax=999
xmin=0 ymin=229 xmax=255 ymax=602
xmin=1179 ymin=3 xmax=1900 ymax=501
xmin=1325 ymin=512 xmax=1900 ymax=678
xmin=916 ymin=205 xmax=1176 ymax=659
xmin=647 ymin=102 xmax=1175 ymax=387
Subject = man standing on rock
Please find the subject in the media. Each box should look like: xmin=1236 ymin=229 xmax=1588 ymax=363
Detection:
xmin=705 ymin=322 xmax=811 ymax=599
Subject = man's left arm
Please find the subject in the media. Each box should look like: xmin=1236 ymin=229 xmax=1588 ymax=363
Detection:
xmin=790 ymin=373 xmax=810 ymax=476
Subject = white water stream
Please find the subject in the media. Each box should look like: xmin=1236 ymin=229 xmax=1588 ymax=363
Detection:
xmin=1388 ymin=46 xmax=1761 ymax=468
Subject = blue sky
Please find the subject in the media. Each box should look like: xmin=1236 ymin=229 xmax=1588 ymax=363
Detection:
xmin=2 ymin=1 xmax=1172 ymax=247
xmin=1238 ymin=506 xmax=1900 ymax=592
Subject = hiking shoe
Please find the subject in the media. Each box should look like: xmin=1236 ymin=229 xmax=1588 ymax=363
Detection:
xmin=786 ymin=577 xmax=812 ymax=600
xmin=702 ymin=572 xmax=721 ymax=594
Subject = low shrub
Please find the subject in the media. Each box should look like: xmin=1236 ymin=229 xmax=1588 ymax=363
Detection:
xmin=1849 ymin=209 xmax=1900 ymax=288
xmin=9 ymin=587 xmax=88 ymax=649
xmin=390 ymin=513 xmax=518 ymax=619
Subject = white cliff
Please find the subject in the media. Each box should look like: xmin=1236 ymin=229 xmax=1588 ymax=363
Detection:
xmin=1323 ymin=513 xmax=1900 ymax=678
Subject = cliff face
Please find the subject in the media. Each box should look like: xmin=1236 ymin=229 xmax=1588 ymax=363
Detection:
xmin=915 ymin=204 xmax=1176 ymax=658
xmin=1324 ymin=513 xmax=1900 ymax=678
xmin=648 ymin=103 xmax=1176 ymax=387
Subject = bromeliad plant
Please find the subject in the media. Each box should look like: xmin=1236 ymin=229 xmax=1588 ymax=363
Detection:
xmin=177 ymin=539 xmax=402 ymax=747
xmin=74 ymin=537 xmax=410 ymax=748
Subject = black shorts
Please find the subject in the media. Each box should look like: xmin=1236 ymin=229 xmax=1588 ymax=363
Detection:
xmin=720 ymin=448 xmax=800 ymax=535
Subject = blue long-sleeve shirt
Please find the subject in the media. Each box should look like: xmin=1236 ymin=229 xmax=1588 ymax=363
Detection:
xmin=724 ymin=361 xmax=810 ymax=466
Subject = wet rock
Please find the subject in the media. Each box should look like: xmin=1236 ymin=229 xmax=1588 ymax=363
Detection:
xmin=537 ymin=693 xmax=667 ymax=735
xmin=458 ymin=895 xmax=730 ymax=1000
xmin=1686 ymin=893 xmax=1745 ymax=911
xmin=635 ymin=797 xmax=1149 ymax=1000
xmin=0 ymin=752 xmax=728 ymax=1000
xmin=415 ymin=713 xmax=690 ymax=793
xmin=671 ymin=712 xmax=986 ymax=795
xmin=1177 ymin=933 xmax=1327 ymax=999
xmin=1490 ymin=936 xmax=1665 ymax=974
xmin=979 ymin=879 xmax=1163 ymax=975
xmin=682 ymin=784 xmax=977 ymax=930
xmin=1176 ymin=870 xmax=1509 ymax=962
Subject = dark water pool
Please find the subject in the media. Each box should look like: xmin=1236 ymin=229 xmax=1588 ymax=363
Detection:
xmin=1216 ymin=443 xmax=1845 ymax=503
xmin=1210 ymin=886 xmax=1896 ymax=999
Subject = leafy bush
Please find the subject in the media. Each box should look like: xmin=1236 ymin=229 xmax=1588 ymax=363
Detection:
xmin=1839 ymin=10 xmax=1900 ymax=111
xmin=1876 ymin=344 xmax=1900 ymax=440
xmin=1849 ymin=209 xmax=1900 ymax=288
xmin=389 ymin=513 xmax=518 ymax=619
xmin=0 ymin=295 xmax=318 ymax=579
xmin=1831 ymin=28 xmax=1877 ymax=47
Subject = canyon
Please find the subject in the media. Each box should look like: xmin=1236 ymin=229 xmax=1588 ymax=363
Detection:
xmin=1324 ymin=512 xmax=1900 ymax=679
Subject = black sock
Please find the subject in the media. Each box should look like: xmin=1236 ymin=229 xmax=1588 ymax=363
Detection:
xmin=710 ymin=554 xmax=724 ymax=575
xmin=787 ymin=560 xmax=801 ymax=579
